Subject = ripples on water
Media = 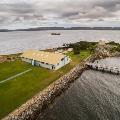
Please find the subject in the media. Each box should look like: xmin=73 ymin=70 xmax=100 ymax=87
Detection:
xmin=37 ymin=58 xmax=120 ymax=120
xmin=0 ymin=30 xmax=120 ymax=55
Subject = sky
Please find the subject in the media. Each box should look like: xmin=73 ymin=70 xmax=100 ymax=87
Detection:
xmin=0 ymin=0 xmax=120 ymax=29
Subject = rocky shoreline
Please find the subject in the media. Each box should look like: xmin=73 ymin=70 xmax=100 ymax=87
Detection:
xmin=2 ymin=55 xmax=94 ymax=120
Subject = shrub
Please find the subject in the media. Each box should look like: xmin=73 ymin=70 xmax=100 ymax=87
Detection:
xmin=73 ymin=43 xmax=80 ymax=54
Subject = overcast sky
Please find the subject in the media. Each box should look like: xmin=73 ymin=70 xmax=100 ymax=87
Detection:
xmin=0 ymin=0 xmax=120 ymax=29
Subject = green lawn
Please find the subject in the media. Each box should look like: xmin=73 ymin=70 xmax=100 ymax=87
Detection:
xmin=0 ymin=60 xmax=32 ymax=81
xmin=0 ymin=50 xmax=91 ymax=119
xmin=66 ymin=50 xmax=91 ymax=66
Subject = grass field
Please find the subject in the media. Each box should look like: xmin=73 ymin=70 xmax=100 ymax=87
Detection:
xmin=0 ymin=50 xmax=91 ymax=119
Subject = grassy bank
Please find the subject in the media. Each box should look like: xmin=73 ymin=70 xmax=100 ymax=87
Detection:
xmin=0 ymin=50 xmax=91 ymax=119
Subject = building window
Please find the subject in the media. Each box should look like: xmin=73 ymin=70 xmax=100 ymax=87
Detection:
xmin=61 ymin=58 xmax=64 ymax=61
xmin=52 ymin=65 xmax=55 ymax=70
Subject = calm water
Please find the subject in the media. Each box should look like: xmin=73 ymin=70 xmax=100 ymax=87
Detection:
xmin=0 ymin=30 xmax=120 ymax=55
xmin=37 ymin=58 xmax=120 ymax=120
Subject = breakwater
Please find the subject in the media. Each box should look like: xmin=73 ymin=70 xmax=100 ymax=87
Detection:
xmin=3 ymin=59 xmax=90 ymax=120
xmin=37 ymin=66 xmax=120 ymax=120
xmin=86 ymin=62 xmax=120 ymax=75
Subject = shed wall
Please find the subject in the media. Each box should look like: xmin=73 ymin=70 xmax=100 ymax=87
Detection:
xmin=21 ymin=56 xmax=71 ymax=70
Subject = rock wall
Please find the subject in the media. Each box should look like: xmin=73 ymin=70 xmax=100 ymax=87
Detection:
xmin=3 ymin=62 xmax=89 ymax=120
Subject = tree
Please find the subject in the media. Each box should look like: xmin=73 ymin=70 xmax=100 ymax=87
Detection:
xmin=73 ymin=43 xmax=80 ymax=54
xmin=116 ymin=45 xmax=120 ymax=52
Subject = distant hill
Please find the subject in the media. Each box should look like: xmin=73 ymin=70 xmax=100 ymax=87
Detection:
xmin=0 ymin=27 xmax=120 ymax=32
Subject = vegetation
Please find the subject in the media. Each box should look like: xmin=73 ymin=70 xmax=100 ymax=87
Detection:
xmin=63 ymin=41 xmax=97 ymax=55
xmin=110 ymin=45 xmax=120 ymax=53
xmin=67 ymin=50 xmax=91 ymax=66
xmin=116 ymin=45 xmax=120 ymax=52
xmin=106 ymin=41 xmax=120 ymax=53
xmin=73 ymin=43 xmax=80 ymax=54
xmin=0 ymin=50 xmax=91 ymax=119
xmin=107 ymin=41 xmax=120 ymax=46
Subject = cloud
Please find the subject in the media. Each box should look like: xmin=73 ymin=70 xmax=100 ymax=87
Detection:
xmin=0 ymin=0 xmax=120 ymax=29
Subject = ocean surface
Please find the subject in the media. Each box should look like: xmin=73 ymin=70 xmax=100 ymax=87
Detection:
xmin=1 ymin=30 xmax=120 ymax=120
xmin=37 ymin=57 xmax=120 ymax=120
xmin=0 ymin=30 xmax=120 ymax=55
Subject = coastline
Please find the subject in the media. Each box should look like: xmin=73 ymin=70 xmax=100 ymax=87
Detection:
xmin=2 ymin=55 xmax=93 ymax=120
xmin=2 ymin=40 xmax=120 ymax=119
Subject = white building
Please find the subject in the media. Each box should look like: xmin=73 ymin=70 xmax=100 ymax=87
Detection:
xmin=21 ymin=50 xmax=71 ymax=70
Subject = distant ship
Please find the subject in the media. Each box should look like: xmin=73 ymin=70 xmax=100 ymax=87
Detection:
xmin=51 ymin=33 xmax=61 ymax=35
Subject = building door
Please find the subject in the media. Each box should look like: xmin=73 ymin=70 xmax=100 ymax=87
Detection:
xmin=61 ymin=58 xmax=65 ymax=65
xmin=52 ymin=65 xmax=55 ymax=70
xmin=32 ymin=60 xmax=35 ymax=66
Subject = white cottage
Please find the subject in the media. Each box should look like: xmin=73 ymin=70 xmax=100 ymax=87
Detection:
xmin=21 ymin=50 xmax=71 ymax=70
